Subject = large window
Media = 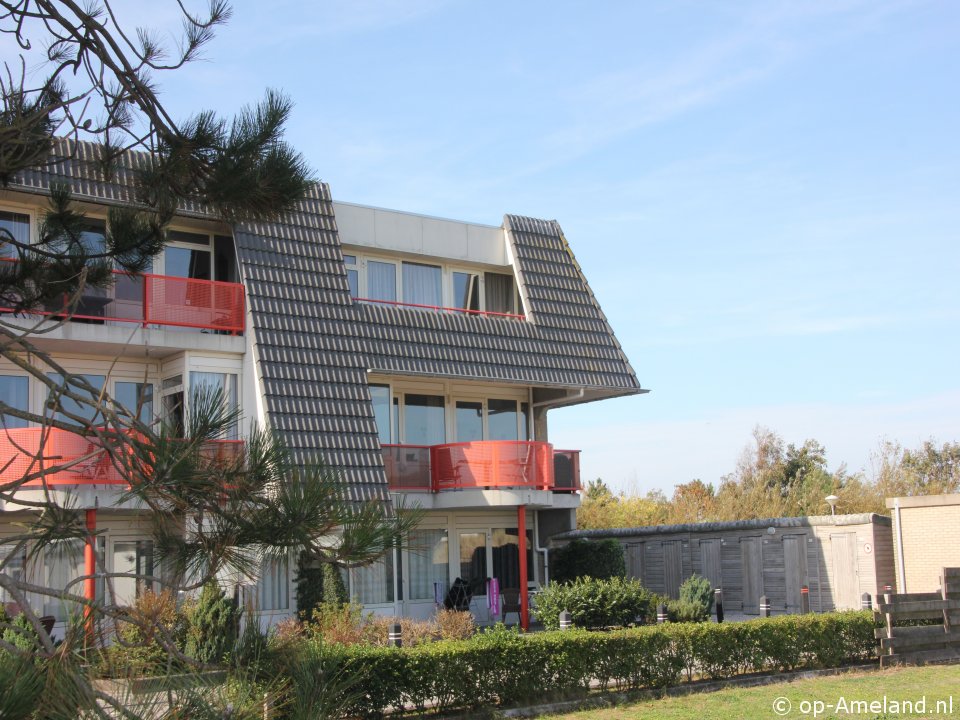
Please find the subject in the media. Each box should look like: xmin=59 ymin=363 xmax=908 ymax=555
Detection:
xmin=370 ymin=384 xmax=392 ymax=444
xmin=189 ymin=372 xmax=238 ymax=439
xmin=403 ymin=394 xmax=445 ymax=445
xmin=455 ymin=400 xmax=483 ymax=442
xmin=349 ymin=554 xmax=394 ymax=605
xmin=0 ymin=375 xmax=28 ymax=429
xmin=112 ymin=540 xmax=154 ymax=607
xmin=488 ymin=399 xmax=520 ymax=441
xmin=402 ymin=262 xmax=442 ymax=307
xmin=258 ymin=556 xmax=290 ymax=611
xmin=0 ymin=543 xmax=27 ymax=605
xmin=344 ymin=252 xmax=521 ymax=317
xmin=46 ymin=373 xmax=106 ymax=425
xmin=115 ymin=381 xmax=154 ymax=425
xmin=485 ymin=272 xmax=518 ymax=315
xmin=452 ymin=271 xmax=480 ymax=312
xmin=44 ymin=539 xmax=85 ymax=620
xmin=164 ymin=230 xmax=212 ymax=280
xmin=0 ymin=210 xmax=29 ymax=258
xmin=367 ymin=260 xmax=397 ymax=302
xmin=407 ymin=529 xmax=449 ymax=601
xmin=492 ymin=527 xmax=535 ymax=591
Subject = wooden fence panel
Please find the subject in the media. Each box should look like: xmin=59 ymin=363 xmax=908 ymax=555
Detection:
xmin=875 ymin=567 xmax=960 ymax=667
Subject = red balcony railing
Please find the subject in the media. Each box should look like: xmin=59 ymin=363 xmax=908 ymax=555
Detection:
xmin=0 ymin=427 xmax=243 ymax=486
xmin=381 ymin=441 xmax=581 ymax=493
xmin=355 ymin=297 xmax=524 ymax=321
xmin=0 ymin=268 xmax=245 ymax=334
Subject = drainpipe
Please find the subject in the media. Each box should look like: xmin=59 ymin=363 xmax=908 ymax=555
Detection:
xmin=893 ymin=498 xmax=906 ymax=593
xmin=533 ymin=510 xmax=549 ymax=586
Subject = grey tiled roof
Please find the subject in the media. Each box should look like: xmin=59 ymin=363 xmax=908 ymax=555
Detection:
xmin=8 ymin=141 xmax=643 ymax=504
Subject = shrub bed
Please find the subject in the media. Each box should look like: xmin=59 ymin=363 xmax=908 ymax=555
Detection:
xmin=310 ymin=611 xmax=876 ymax=717
xmin=534 ymin=576 xmax=659 ymax=629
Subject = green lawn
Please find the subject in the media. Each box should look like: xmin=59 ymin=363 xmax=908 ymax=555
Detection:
xmin=539 ymin=665 xmax=960 ymax=720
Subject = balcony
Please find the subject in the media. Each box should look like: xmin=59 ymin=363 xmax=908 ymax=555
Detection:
xmin=0 ymin=269 xmax=245 ymax=334
xmin=354 ymin=297 xmax=524 ymax=320
xmin=382 ymin=441 xmax=580 ymax=493
xmin=0 ymin=427 xmax=243 ymax=486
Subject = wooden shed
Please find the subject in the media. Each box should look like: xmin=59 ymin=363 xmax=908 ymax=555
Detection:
xmin=553 ymin=513 xmax=895 ymax=614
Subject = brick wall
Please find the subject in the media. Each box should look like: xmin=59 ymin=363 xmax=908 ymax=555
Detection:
xmin=898 ymin=503 xmax=960 ymax=592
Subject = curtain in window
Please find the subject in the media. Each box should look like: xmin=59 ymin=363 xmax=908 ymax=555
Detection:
xmin=0 ymin=211 xmax=29 ymax=258
xmin=44 ymin=540 xmax=85 ymax=620
xmin=0 ymin=544 xmax=26 ymax=605
xmin=407 ymin=530 xmax=449 ymax=600
xmin=351 ymin=554 xmax=394 ymax=604
xmin=258 ymin=556 xmax=289 ymax=611
xmin=367 ymin=261 xmax=397 ymax=302
xmin=189 ymin=372 xmax=238 ymax=439
xmin=402 ymin=262 xmax=442 ymax=307
xmin=485 ymin=273 xmax=515 ymax=314
xmin=370 ymin=384 xmax=392 ymax=444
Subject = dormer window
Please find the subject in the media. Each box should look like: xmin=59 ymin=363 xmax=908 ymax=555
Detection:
xmin=344 ymin=251 xmax=522 ymax=319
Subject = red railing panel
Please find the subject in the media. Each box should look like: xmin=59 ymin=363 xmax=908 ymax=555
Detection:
xmin=143 ymin=274 xmax=245 ymax=334
xmin=382 ymin=441 xmax=579 ymax=493
xmin=355 ymin=296 xmax=524 ymax=321
xmin=553 ymin=449 xmax=581 ymax=492
xmin=0 ymin=268 xmax=244 ymax=334
xmin=0 ymin=427 xmax=243 ymax=487
xmin=381 ymin=444 xmax=432 ymax=491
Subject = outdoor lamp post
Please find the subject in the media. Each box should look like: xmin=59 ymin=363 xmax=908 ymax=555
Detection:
xmin=825 ymin=494 xmax=839 ymax=516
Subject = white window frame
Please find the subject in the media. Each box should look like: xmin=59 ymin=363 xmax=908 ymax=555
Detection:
xmin=0 ymin=203 xmax=36 ymax=258
xmin=159 ymin=229 xmax=214 ymax=279
xmin=343 ymin=249 xmax=522 ymax=317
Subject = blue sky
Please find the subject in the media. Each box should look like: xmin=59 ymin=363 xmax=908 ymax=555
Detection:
xmin=96 ymin=1 xmax=960 ymax=493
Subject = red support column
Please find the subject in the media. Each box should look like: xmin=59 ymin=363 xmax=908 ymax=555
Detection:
xmin=84 ymin=508 xmax=97 ymax=641
xmin=518 ymin=504 xmax=529 ymax=631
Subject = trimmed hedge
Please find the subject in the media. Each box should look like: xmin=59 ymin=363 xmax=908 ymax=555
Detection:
xmin=551 ymin=539 xmax=626 ymax=583
xmin=306 ymin=611 xmax=876 ymax=718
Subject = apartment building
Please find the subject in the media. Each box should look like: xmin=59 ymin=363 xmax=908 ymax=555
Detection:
xmin=0 ymin=141 xmax=643 ymax=629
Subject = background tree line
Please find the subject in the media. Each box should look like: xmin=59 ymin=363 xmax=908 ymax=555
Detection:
xmin=578 ymin=427 xmax=960 ymax=529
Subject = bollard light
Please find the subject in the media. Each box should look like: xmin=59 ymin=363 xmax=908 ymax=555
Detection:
xmin=388 ymin=622 xmax=402 ymax=647
xmin=657 ymin=603 xmax=668 ymax=624
xmin=861 ymin=592 xmax=872 ymax=611
xmin=759 ymin=595 xmax=771 ymax=617
xmin=714 ymin=588 xmax=724 ymax=623
xmin=800 ymin=585 xmax=810 ymax=614
xmin=559 ymin=610 xmax=573 ymax=630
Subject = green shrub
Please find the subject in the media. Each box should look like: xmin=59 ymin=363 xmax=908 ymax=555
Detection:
xmin=533 ymin=576 xmax=658 ymax=629
xmin=185 ymin=582 xmax=241 ymax=664
xmin=551 ymin=539 xmax=626 ymax=583
xmin=1 ymin=612 xmax=41 ymax=655
xmin=97 ymin=590 xmax=189 ymax=677
xmin=666 ymin=598 xmax=709 ymax=623
xmin=680 ymin=574 xmax=714 ymax=614
xmin=322 ymin=564 xmax=349 ymax=605
xmin=294 ymin=554 xmax=325 ymax=619
xmin=271 ymin=610 xmax=876 ymax=717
